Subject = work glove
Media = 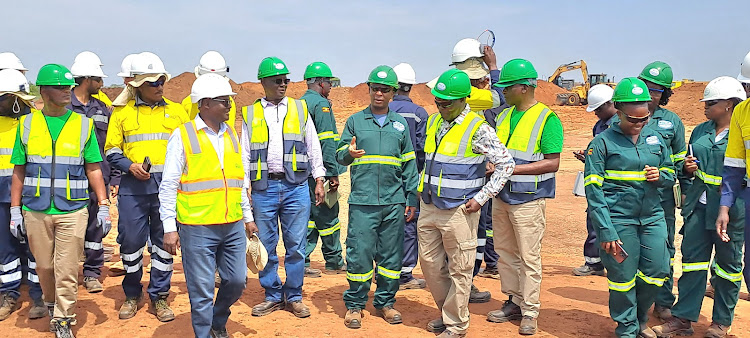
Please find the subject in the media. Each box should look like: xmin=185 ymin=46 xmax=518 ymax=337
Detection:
xmin=9 ymin=206 xmax=26 ymax=243
xmin=97 ymin=205 xmax=112 ymax=236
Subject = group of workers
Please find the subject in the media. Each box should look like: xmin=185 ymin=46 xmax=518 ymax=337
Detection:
xmin=0 ymin=38 xmax=747 ymax=338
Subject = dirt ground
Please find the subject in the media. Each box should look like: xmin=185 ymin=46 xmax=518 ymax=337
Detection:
xmin=6 ymin=78 xmax=750 ymax=337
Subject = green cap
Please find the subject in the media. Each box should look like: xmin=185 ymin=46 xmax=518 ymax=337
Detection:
xmin=494 ymin=58 xmax=538 ymax=88
xmin=304 ymin=62 xmax=333 ymax=79
xmin=431 ymin=69 xmax=471 ymax=100
xmin=257 ymin=57 xmax=290 ymax=80
xmin=638 ymin=61 xmax=673 ymax=88
xmin=36 ymin=64 xmax=76 ymax=86
xmin=367 ymin=65 xmax=398 ymax=88
xmin=612 ymin=77 xmax=652 ymax=103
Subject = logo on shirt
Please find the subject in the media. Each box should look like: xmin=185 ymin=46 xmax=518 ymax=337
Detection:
xmin=646 ymin=135 xmax=661 ymax=145
xmin=587 ymin=148 xmax=593 ymax=155
xmin=322 ymin=107 xmax=331 ymax=113
xmin=393 ymin=121 xmax=405 ymax=132
xmin=657 ymin=120 xmax=673 ymax=129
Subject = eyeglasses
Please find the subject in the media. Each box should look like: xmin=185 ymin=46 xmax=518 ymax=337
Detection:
xmin=621 ymin=113 xmax=649 ymax=124
xmin=704 ymin=100 xmax=721 ymax=107
xmin=648 ymin=87 xmax=664 ymax=93
xmin=146 ymin=79 xmax=165 ymax=87
xmin=273 ymin=78 xmax=291 ymax=85
xmin=370 ymin=85 xmax=393 ymax=94
xmin=212 ymin=98 xmax=232 ymax=107
xmin=434 ymin=99 xmax=455 ymax=108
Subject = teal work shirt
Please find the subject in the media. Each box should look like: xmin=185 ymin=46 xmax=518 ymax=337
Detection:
xmin=584 ymin=123 xmax=675 ymax=242
xmin=300 ymin=89 xmax=346 ymax=177
xmin=337 ymin=106 xmax=419 ymax=207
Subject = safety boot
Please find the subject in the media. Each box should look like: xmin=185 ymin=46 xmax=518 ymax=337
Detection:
xmin=344 ymin=308 xmax=364 ymax=329
xmin=519 ymin=316 xmax=538 ymax=335
xmin=304 ymin=267 xmax=322 ymax=278
xmin=427 ymin=317 xmax=446 ymax=333
xmin=478 ymin=266 xmax=501 ymax=279
xmin=653 ymin=305 xmax=673 ymax=321
xmin=652 ymin=316 xmax=693 ymax=337
xmin=119 ymin=294 xmax=141 ymax=319
xmin=487 ymin=297 xmax=522 ymax=323
xmin=287 ymin=300 xmax=310 ymax=318
xmin=323 ymin=264 xmax=347 ymax=275
xmin=0 ymin=293 xmax=18 ymax=321
xmin=376 ymin=306 xmax=402 ymax=324
xmin=469 ymin=284 xmax=491 ymax=303
xmin=152 ymin=295 xmax=175 ymax=322
xmin=639 ymin=323 xmax=656 ymax=338
xmin=83 ymin=277 xmax=103 ymax=293
xmin=436 ymin=330 xmax=466 ymax=337
xmin=399 ymin=278 xmax=426 ymax=290
xmin=251 ymin=300 xmax=284 ymax=316
xmin=572 ymin=264 xmax=605 ymax=276
xmin=704 ymin=322 xmax=730 ymax=338
xmin=28 ymin=298 xmax=47 ymax=319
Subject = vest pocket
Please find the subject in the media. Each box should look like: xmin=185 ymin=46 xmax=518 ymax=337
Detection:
xmin=65 ymin=168 xmax=89 ymax=201
xmin=22 ymin=167 xmax=42 ymax=197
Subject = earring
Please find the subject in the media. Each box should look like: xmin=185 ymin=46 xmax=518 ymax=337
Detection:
xmin=726 ymin=107 xmax=730 ymax=112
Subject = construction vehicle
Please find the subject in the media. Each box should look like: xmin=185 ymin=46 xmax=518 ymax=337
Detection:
xmin=548 ymin=60 xmax=614 ymax=106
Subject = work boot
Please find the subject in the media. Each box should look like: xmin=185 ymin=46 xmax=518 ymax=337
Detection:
xmin=83 ymin=276 xmax=104 ymax=293
xmin=152 ymin=295 xmax=175 ymax=322
xmin=487 ymin=297 xmax=522 ymax=323
xmin=469 ymin=284 xmax=491 ymax=303
xmin=399 ymin=278 xmax=426 ymax=290
xmin=119 ymin=294 xmax=141 ymax=319
xmin=0 ymin=293 xmax=18 ymax=321
xmin=251 ymin=300 xmax=284 ymax=317
xmin=704 ymin=322 xmax=731 ymax=338
xmin=427 ymin=317 xmax=446 ymax=333
xmin=705 ymin=284 xmax=715 ymax=299
xmin=639 ymin=323 xmax=656 ymax=338
xmin=28 ymin=298 xmax=47 ymax=319
xmin=653 ymin=305 xmax=673 ymax=321
xmin=210 ymin=327 xmax=229 ymax=338
xmin=652 ymin=316 xmax=693 ymax=337
xmin=519 ymin=316 xmax=537 ymax=335
xmin=324 ymin=264 xmax=347 ymax=275
xmin=376 ymin=306 xmax=402 ymax=324
xmin=304 ymin=267 xmax=322 ymax=278
xmin=572 ymin=264 xmax=605 ymax=277
xmin=478 ymin=266 xmax=501 ymax=279
xmin=287 ymin=300 xmax=311 ymax=318
xmin=437 ymin=330 xmax=466 ymax=337
xmin=344 ymin=308 xmax=364 ymax=329
xmin=54 ymin=318 xmax=75 ymax=338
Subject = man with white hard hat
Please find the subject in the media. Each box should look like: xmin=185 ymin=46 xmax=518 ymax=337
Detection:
xmin=571 ymin=84 xmax=616 ymax=278
xmin=181 ymin=51 xmax=238 ymax=125
xmin=161 ymin=73 xmax=254 ymax=338
xmin=447 ymin=39 xmax=504 ymax=112
xmin=0 ymin=52 xmax=28 ymax=73
xmin=737 ymin=51 xmax=750 ymax=97
xmin=73 ymin=51 xmax=112 ymax=106
xmin=68 ymin=53 xmax=120 ymax=293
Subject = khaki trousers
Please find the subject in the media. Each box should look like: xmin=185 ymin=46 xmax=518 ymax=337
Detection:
xmin=418 ymin=201 xmax=480 ymax=334
xmin=492 ymin=198 xmax=546 ymax=318
xmin=24 ymin=208 xmax=88 ymax=320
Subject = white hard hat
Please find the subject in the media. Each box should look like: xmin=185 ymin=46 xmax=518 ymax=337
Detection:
xmin=195 ymin=51 xmax=228 ymax=77
xmin=0 ymin=69 xmax=35 ymax=101
xmin=74 ymin=51 xmax=103 ymax=66
xmin=190 ymin=73 xmax=236 ymax=104
xmin=117 ymin=54 xmax=139 ymax=78
xmin=737 ymin=51 xmax=750 ymax=84
xmin=393 ymin=63 xmax=417 ymax=85
xmin=0 ymin=52 xmax=27 ymax=71
xmin=701 ymin=76 xmax=747 ymax=102
xmin=131 ymin=52 xmax=170 ymax=77
xmin=451 ymin=38 xmax=483 ymax=64
xmin=586 ymin=84 xmax=615 ymax=112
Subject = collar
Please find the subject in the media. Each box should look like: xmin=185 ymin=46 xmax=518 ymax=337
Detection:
xmin=194 ymin=114 xmax=228 ymax=135
xmin=604 ymin=114 xmax=615 ymax=126
xmin=392 ymin=95 xmax=413 ymax=102
xmin=303 ymin=89 xmax=324 ymax=99
xmin=363 ymin=106 xmax=394 ymax=124
xmin=261 ymin=97 xmax=288 ymax=108
xmin=443 ymin=104 xmax=472 ymax=126
xmin=135 ymin=94 xmax=167 ymax=107
xmin=69 ymin=89 xmax=86 ymax=108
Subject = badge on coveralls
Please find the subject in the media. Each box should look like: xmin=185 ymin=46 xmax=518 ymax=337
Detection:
xmin=322 ymin=107 xmax=331 ymax=113
xmin=658 ymin=120 xmax=673 ymax=129
xmin=393 ymin=121 xmax=405 ymax=132
xmin=646 ymin=135 xmax=661 ymax=145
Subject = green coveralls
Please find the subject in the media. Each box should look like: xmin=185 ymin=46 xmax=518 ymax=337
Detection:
xmin=301 ymin=90 xmax=347 ymax=270
xmin=336 ymin=107 xmax=419 ymax=310
xmin=671 ymin=120 xmax=745 ymax=326
xmin=584 ymin=124 xmax=673 ymax=338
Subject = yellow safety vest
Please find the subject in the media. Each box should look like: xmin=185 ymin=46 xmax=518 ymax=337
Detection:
xmin=92 ymin=90 xmax=112 ymax=106
xmin=0 ymin=115 xmax=18 ymax=178
xmin=175 ymin=121 xmax=244 ymax=225
xmin=181 ymin=95 xmax=237 ymax=128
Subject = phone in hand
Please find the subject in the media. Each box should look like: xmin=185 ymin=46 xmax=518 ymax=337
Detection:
xmin=142 ymin=156 xmax=152 ymax=172
xmin=612 ymin=242 xmax=629 ymax=264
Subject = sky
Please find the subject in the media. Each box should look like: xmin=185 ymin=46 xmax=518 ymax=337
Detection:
xmin=3 ymin=1 xmax=750 ymax=87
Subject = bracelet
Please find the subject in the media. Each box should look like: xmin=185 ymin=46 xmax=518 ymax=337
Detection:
xmin=98 ymin=200 xmax=110 ymax=206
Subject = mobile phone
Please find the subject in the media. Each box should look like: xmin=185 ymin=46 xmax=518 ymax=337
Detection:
xmin=142 ymin=156 xmax=152 ymax=172
xmin=612 ymin=242 xmax=629 ymax=264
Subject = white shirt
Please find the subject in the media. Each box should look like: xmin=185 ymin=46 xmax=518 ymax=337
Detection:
xmin=159 ymin=114 xmax=253 ymax=233
xmin=240 ymin=97 xmax=326 ymax=182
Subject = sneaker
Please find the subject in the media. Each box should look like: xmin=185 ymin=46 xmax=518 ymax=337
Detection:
xmin=705 ymin=322 xmax=731 ymax=338
xmin=323 ymin=264 xmax=347 ymax=275
xmin=119 ymin=295 xmax=141 ymax=319
xmin=376 ymin=306 xmax=402 ymax=324
xmin=478 ymin=266 xmax=501 ymax=279
xmin=344 ymin=308 xmax=364 ymax=329
xmin=519 ymin=316 xmax=537 ymax=335
xmin=652 ymin=316 xmax=693 ymax=336
xmin=427 ymin=317 xmax=446 ymax=333
xmin=287 ymin=300 xmax=311 ymax=318
xmin=469 ymin=284 xmax=491 ymax=303
xmin=83 ymin=277 xmax=104 ymax=293
xmin=487 ymin=297 xmax=522 ymax=323
xmin=399 ymin=278 xmax=426 ymax=290
xmin=653 ymin=305 xmax=673 ymax=322
xmin=572 ymin=264 xmax=605 ymax=277
xmin=0 ymin=293 xmax=18 ymax=321
xmin=28 ymin=298 xmax=47 ymax=319
xmin=304 ymin=267 xmax=322 ymax=278
xmin=54 ymin=318 xmax=75 ymax=338
xmin=152 ymin=295 xmax=175 ymax=322
xmin=252 ymin=300 xmax=284 ymax=317
xmin=210 ymin=327 xmax=229 ymax=338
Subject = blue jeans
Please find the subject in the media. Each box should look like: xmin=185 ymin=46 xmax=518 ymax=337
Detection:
xmin=252 ymin=179 xmax=310 ymax=303
xmin=179 ymin=221 xmax=247 ymax=338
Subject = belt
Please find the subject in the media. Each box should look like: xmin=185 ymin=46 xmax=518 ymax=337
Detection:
xmin=268 ymin=172 xmax=285 ymax=180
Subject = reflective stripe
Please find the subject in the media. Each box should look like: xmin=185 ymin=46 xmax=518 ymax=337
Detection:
xmin=671 ymin=151 xmax=687 ymax=162
xmin=228 ymin=128 xmax=239 ymax=153
xmin=124 ymin=132 xmax=170 ymax=143
xmin=423 ymin=175 xmax=485 ymax=189
xmin=486 ymin=230 xmax=494 ymax=237
xmin=247 ymin=162 xmax=268 ymax=171
xmin=744 ymin=140 xmax=750 ymax=150
xmin=636 ymin=270 xmax=667 ymax=287
xmin=401 ymin=151 xmax=416 ymax=162
xmin=27 ymin=260 xmax=36 ymax=269
xmin=27 ymin=155 xmax=84 ymax=165
xmin=105 ymin=147 xmax=123 ymax=156
xmin=0 ymin=148 xmax=13 ymax=155
xmin=604 ymin=170 xmax=646 ymax=181
xmin=21 ymin=113 xmax=32 ymax=145
xmin=0 ymin=258 xmax=20 ymax=272
xmin=347 ymin=269 xmax=374 ymax=282
xmin=696 ymin=170 xmax=722 ymax=186
xmin=377 ymin=266 xmax=400 ymax=280
xmin=27 ymin=272 xmax=39 ymax=283
xmin=682 ymin=262 xmax=709 ymax=272
xmin=150 ymin=259 xmax=173 ymax=272
xmin=477 ymin=238 xmax=487 ymax=246
xmin=584 ymin=174 xmax=603 ymax=187
xmin=337 ymin=144 xmax=349 ymax=152
xmin=283 ymin=154 xmax=308 ymax=163
xmin=0 ymin=271 xmax=22 ymax=283
xmin=510 ymin=173 xmax=555 ymax=182
xmin=121 ymin=247 xmax=144 ymax=262
xmin=249 ymin=143 xmax=266 ymax=150
xmin=319 ymin=222 xmax=341 ymax=236
xmin=426 ymin=152 xmax=486 ymax=165
xmin=317 ymin=131 xmax=339 ymax=141
xmin=80 ymin=117 xmax=90 ymax=151
xmin=659 ymin=167 xmax=675 ymax=174
xmin=179 ymin=179 xmax=243 ymax=192
xmin=184 ymin=122 xmax=202 ymax=154
xmin=724 ymin=157 xmax=746 ymax=168
xmin=476 ymin=252 xmax=484 ymax=260
xmin=608 ymin=277 xmax=636 ymax=292
xmin=401 ymin=266 xmax=414 ymax=273
xmin=124 ymin=261 xmax=143 ymax=274
xmin=150 ymin=164 xmax=165 ymax=173
xmin=84 ymin=241 xmax=103 ymax=250
xmin=151 ymin=245 xmax=173 ymax=260
xmin=308 ymin=221 xmax=316 ymax=229
xmin=91 ymin=115 xmax=108 ymax=123
xmin=282 ymin=133 xmax=304 ymax=142
xmin=24 ymin=178 xmax=87 ymax=189
xmin=352 ymin=155 xmax=402 ymax=166
xmin=0 ymin=168 xmax=12 ymax=176
xmin=584 ymin=256 xmax=602 ymax=264
xmin=398 ymin=112 xmax=422 ymax=123
xmin=714 ymin=264 xmax=742 ymax=282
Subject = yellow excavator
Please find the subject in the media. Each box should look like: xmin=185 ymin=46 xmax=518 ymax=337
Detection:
xmin=548 ymin=60 xmax=613 ymax=106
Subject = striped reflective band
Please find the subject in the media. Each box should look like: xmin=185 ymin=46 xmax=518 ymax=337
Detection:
xmin=682 ymin=261 xmax=709 ymax=272
xmin=319 ymin=222 xmax=341 ymax=236
xmin=671 ymin=151 xmax=687 ymax=162
xmin=105 ymin=147 xmax=123 ymax=156
xmin=23 ymin=177 xmax=88 ymax=189
xmin=337 ymin=144 xmax=349 ymax=152
xmin=744 ymin=140 xmax=750 ymax=150
xmin=696 ymin=170 xmax=722 ymax=186
xmin=714 ymin=264 xmax=742 ymax=282
xmin=282 ymin=133 xmax=304 ymax=142
xmin=317 ymin=131 xmax=339 ymax=141
xmin=398 ymin=112 xmax=422 ymax=123
xmin=347 ymin=269 xmax=374 ymax=282
xmin=584 ymin=174 xmax=603 ymax=187
xmin=91 ymin=115 xmax=109 ymax=123
xmin=401 ymin=151 xmax=416 ymax=162
xmin=426 ymin=152 xmax=486 ymax=165
xmin=0 ymin=148 xmax=12 ymax=155
xmin=151 ymin=245 xmax=173 ymax=260
xmin=27 ymin=260 xmax=36 ymax=269
xmin=636 ymin=270 xmax=667 ymax=287
xmin=120 ymin=247 xmax=144 ymax=262
xmin=151 ymin=259 xmax=173 ymax=272
xmin=124 ymin=261 xmax=143 ymax=273
xmin=724 ymin=157 xmax=746 ymax=168
xmin=179 ymin=178 xmax=243 ymax=192
xmin=659 ymin=167 xmax=675 ymax=174
xmin=150 ymin=164 xmax=165 ymax=173
xmin=283 ymin=154 xmax=309 ymax=163
xmin=604 ymin=170 xmax=646 ymax=181
xmin=0 ymin=258 xmax=20 ymax=272
xmin=308 ymin=221 xmax=315 ymax=229
xmin=351 ymin=155 xmax=402 ymax=166
xmin=0 ymin=168 xmax=12 ymax=176
xmin=84 ymin=241 xmax=103 ymax=250
xmin=0 ymin=271 xmax=22 ymax=283
xmin=608 ymin=276 xmax=636 ymax=292
xmin=511 ymin=173 xmax=555 ymax=182
xmin=247 ymin=162 xmax=268 ymax=171
xmin=124 ymin=132 xmax=170 ymax=143
xmin=423 ymin=175 xmax=485 ymax=189
xmin=486 ymin=230 xmax=494 ymax=237
xmin=249 ymin=143 xmax=266 ymax=150
xmin=377 ymin=266 xmax=401 ymax=280
xmin=26 ymin=272 xmax=39 ymax=283
xmin=27 ymin=155 xmax=84 ymax=165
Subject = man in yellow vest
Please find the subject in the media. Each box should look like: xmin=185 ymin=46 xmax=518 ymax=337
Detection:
xmin=105 ymin=52 xmax=189 ymax=322
xmin=180 ymin=51 xmax=237 ymax=126
xmin=10 ymin=64 xmax=109 ymax=338
xmin=419 ymin=69 xmax=515 ymax=337
xmin=242 ymin=57 xmax=325 ymax=319
xmin=486 ymin=59 xmax=563 ymax=336
xmin=160 ymin=73 xmax=254 ymax=338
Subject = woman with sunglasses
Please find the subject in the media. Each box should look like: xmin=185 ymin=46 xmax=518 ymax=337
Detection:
xmin=653 ymin=77 xmax=747 ymax=338
xmin=584 ymin=77 xmax=673 ymax=338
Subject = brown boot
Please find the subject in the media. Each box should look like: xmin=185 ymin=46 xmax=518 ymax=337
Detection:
xmin=376 ymin=306 xmax=402 ymax=324
xmin=399 ymin=278 xmax=426 ymax=290
xmin=28 ymin=298 xmax=47 ymax=319
xmin=251 ymin=300 xmax=284 ymax=317
xmin=653 ymin=305 xmax=673 ymax=322
xmin=287 ymin=300 xmax=310 ymax=318
xmin=705 ymin=284 xmax=715 ymax=299
xmin=83 ymin=277 xmax=103 ymax=293
xmin=119 ymin=295 xmax=141 ymax=320
xmin=704 ymin=322 xmax=730 ymax=338
xmin=344 ymin=308 xmax=364 ymax=329
xmin=0 ymin=293 xmax=18 ymax=321
xmin=652 ymin=316 xmax=693 ymax=336
xmin=519 ymin=316 xmax=537 ymax=335
xmin=152 ymin=295 xmax=175 ymax=322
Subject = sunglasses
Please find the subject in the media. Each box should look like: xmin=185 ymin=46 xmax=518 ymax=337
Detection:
xmin=370 ymin=85 xmax=393 ymax=94
xmin=648 ymin=87 xmax=664 ymax=93
xmin=621 ymin=113 xmax=649 ymax=124
xmin=273 ymin=78 xmax=291 ymax=85
xmin=434 ymin=99 xmax=455 ymax=108
xmin=212 ymin=98 xmax=232 ymax=107
xmin=147 ymin=79 xmax=165 ymax=87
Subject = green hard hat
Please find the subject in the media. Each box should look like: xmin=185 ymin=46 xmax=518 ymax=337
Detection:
xmin=304 ymin=62 xmax=333 ymax=79
xmin=257 ymin=56 xmax=290 ymax=80
xmin=432 ymin=69 xmax=472 ymax=100
xmin=638 ymin=61 xmax=673 ymax=88
xmin=612 ymin=77 xmax=652 ymax=103
xmin=494 ymin=58 xmax=538 ymax=88
xmin=367 ymin=65 xmax=398 ymax=88
xmin=36 ymin=64 xmax=76 ymax=86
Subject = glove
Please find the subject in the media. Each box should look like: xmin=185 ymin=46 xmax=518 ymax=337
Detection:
xmin=97 ymin=204 xmax=112 ymax=237
xmin=9 ymin=206 xmax=25 ymax=242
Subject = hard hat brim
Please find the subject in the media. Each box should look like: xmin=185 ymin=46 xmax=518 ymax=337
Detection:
xmin=737 ymin=73 xmax=750 ymax=84
xmin=493 ymin=78 xmax=533 ymax=88
xmin=0 ymin=91 xmax=35 ymax=102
